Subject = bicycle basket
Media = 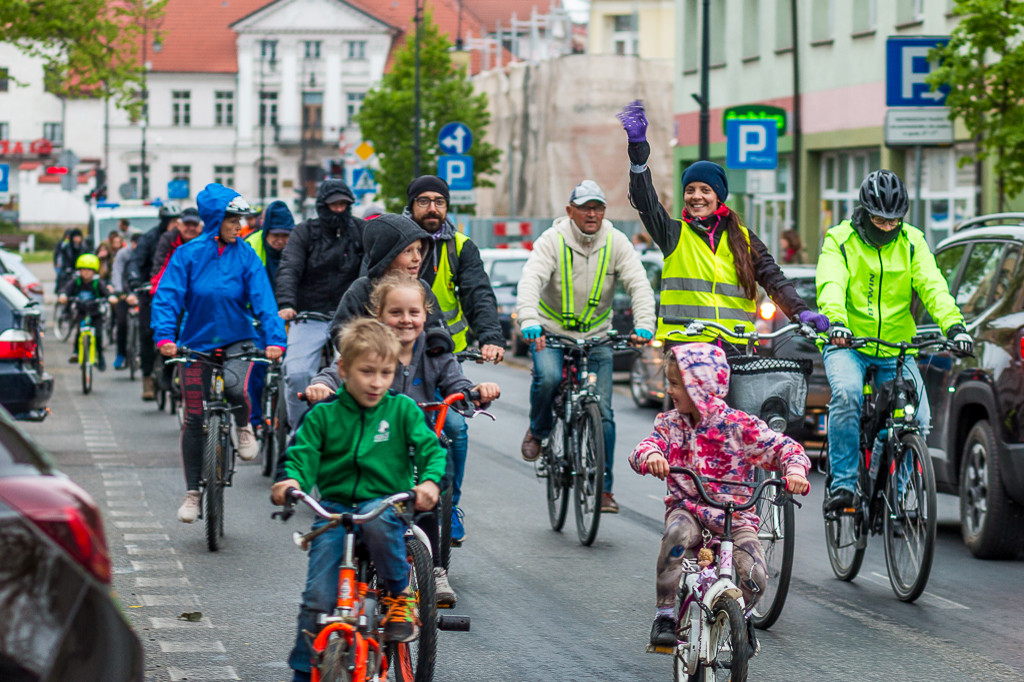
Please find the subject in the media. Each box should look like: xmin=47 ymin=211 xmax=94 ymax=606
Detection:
xmin=726 ymin=356 xmax=813 ymax=425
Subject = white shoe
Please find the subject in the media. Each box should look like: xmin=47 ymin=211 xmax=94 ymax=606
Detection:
xmin=434 ymin=567 xmax=457 ymax=607
xmin=177 ymin=491 xmax=201 ymax=523
xmin=236 ymin=425 xmax=259 ymax=461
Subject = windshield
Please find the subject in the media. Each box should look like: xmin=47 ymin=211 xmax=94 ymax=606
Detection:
xmin=490 ymin=259 xmax=527 ymax=286
xmin=96 ymin=216 xmax=160 ymax=243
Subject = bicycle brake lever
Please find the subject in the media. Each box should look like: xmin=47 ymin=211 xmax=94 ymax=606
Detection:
xmin=271 ymin=507 xmax=295 ymax=522
xmin=473 ymin=409 xmax=496 ymax=422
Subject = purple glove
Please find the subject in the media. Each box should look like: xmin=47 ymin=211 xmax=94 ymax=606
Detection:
xmin=617 ymin=100 xmax=648 ymax=143
xmin=799 ymin=310 xmax=830 ymax=333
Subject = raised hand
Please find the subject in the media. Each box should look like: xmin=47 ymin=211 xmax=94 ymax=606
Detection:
xmin=617 ymin=100 xmax=648 ymax=143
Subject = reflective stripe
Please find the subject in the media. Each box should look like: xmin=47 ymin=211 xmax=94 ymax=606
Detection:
xmin=446 ymin=317 xmax=469 ymax=336
xmin=547 ymin=233 xmax=612 ymax=331
xmin=660 ymin=304 xmax=755 ymax=323
xmin=431 ymin=234 xmax=470 ymax=352
xmin=661 ymin=277 xmax=745 ymax=299
xmin=539 ymin=299 xmax=610 ymax=332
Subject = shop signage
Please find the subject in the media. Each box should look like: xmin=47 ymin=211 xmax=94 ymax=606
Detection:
xmin=721 ymin=105 xmax=787 ymax=136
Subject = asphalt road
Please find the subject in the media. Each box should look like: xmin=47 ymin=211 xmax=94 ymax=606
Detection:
xmin=21 ymin=332 xmax=1024 ymax=682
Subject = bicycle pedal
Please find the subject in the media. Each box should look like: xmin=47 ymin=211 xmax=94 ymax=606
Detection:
xmin=436 ymin=602 xmax=454 ymax=610
xmin=645 ymin=644 xmax=675 ymax=656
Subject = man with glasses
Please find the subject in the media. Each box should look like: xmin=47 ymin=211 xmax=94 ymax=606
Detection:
xmin=817 ymin=169 xmax=972 ymax=512
xmin=516 ymin=179 xmax=656 ymax=513
xmin=404 ymin=174 xmax=505 ymax=545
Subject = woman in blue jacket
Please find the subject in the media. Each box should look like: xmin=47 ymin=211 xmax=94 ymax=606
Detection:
xmin=152 ymin=183 xmax=287 ymax=524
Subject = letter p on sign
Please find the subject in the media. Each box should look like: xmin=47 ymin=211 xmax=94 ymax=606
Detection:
xmin=725 ymin=119 xmax=778 ymax=170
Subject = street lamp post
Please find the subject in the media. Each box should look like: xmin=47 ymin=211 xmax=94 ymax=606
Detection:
xmin=697 ymin=0 xmax=710 ymax=161
xmin=259 ymin=50 xmax=266 ymax=206
xmin=141 ymin=20 xmax=149 ymax=199
xmin=413 ymin=0 xmax=423 ymax=177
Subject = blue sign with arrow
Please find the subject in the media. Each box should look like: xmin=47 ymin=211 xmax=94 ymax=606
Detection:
xmin=0 ymin=163 xmax=9 ymax=192
xmin=439 ymin=122 xmax=473 ymax=155
xmin=886 ymin=36 xmax=950 ymax=107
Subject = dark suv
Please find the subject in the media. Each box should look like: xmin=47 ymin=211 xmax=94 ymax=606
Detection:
xmin=916 ymin=213 xmax=1024 ymax=559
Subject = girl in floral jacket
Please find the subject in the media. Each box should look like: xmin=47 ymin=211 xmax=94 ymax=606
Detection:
xmin=629 ymin=342 xmax=811 ymax=648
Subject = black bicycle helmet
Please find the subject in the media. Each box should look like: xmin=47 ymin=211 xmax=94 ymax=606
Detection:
xmin=158 ymin=203 xmax=182 ymax=219
xmin=858 ymin=170 xmax=909 ymax=220
xmin=224 ymin=195 xmax=254 ymax=216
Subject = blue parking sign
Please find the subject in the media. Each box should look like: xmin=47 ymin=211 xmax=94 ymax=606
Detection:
xmin=886 ymin=36 xmax=950 ymax=107
xmin=0 ymin=163 xmax=9 ymax=192
xmin=438 ymin=155 xmax=474 ymax=191
xmin=725 ymin=120 xmax=777 ymax=170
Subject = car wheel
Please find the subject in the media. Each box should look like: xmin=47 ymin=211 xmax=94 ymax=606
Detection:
xmin=630 ymin=356 xmax=656 ymax=408
xmin=959 ymin=420 xmax=1024 ymax=559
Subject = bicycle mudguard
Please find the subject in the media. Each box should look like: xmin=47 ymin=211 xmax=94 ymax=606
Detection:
xmin=702 ymin=582 xmax=744 ymax=613
xmin=407 ymin=525 xmax=433 ymax=559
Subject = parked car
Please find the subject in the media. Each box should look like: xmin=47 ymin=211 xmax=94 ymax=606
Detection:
xmin=478 ymin=247 xmax=531 ymax=346
xmin=0 ymin=248 xmax=46 ymax=313
xmin=0 ymin=277 xmax=52 ymax=421
xmin=914 ymin=213 xmax=1024 ymax=558
xmin=0 ymin=405 xmax=145 ymax=680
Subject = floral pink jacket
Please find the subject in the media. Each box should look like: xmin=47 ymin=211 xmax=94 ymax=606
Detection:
xmin=629 ymin=343 xmax=810 ymax=533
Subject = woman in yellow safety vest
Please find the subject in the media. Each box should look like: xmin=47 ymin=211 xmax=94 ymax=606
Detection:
xmin=617 ymin=100 xmax=829 ymax=350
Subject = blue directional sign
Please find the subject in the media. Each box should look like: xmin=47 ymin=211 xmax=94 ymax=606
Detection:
xmin=167 ymin=178 xmax=189 ymax=199
xmin=438 ymin=122 xmax=473 ymax=155
xmin=886 ymin=36 xmax=950 ymax=107
xmin=352 ymin=168 xmax=378 ymax=196
xmin=0 ymin=163 xmax=8 ymax=192
xmin=438 ymin=155 xmax=474 ymax=191
xmin=725 ymin=120 xmax=777 ymax=170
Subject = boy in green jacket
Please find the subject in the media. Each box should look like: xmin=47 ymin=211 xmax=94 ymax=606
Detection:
xmin=272 ymin=318 xmax=446 ymax=682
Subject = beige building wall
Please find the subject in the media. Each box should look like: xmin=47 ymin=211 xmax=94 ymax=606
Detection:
xmin=588 ymin=0 xmax=676 ymax=60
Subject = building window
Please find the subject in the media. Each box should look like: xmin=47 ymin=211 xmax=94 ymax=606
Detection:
xmin=682 ymin=0 xmax=698 ymax=72
xmin=852 ymin=0 xmax=876 ymax=34
xmin=746 ymin=157 xmax=793 ymax=262
xmin=811 ymin=0 xmax=834 ymax=43
xmin=260 ymin=91 xmax=278 ymax=127
xmin=0 ymin=122 xmax=8 ymax=139
xmin=819 ymin=149 xmax=880 ymax=241
xmin=128 ymin=164 xmax=150 ymax=200
xmin=215 ymin=91 xmax=234 ymax=127
xmin=260 ymin=40 xmax=278 ymax=63
xmin=896 ymin=0 xmax=924 ymax=25
xmin=347 ymin=41 xmax=366 ymax=60
xmin=0 ymin=68 xmax=8 ymax=93
xmin=172 ymin=90 xmax=191 ymax=126
xmin=214 ymin=165 xmax=234 ymax=187
xmin=304 ymin=41 xmax=322 ymax=59
xmin=259 ymin=165 xmax=278 ymax=199
xmin=742 ymin=0 xmax=760 ymax=59
xmin=906 ymin=144 xmax=977 ymax=246
xmin=775 ymin=0 xmax=793 ymax=51
xmin=346 ymin=92 xmax=365 ymax=126
xmin=710 ymin=0 xmax=726 ymax=65
xmin=610 ymin=14 xmax=638 ymax=56
xmin=302 ymin=92 xmax=323 ymax=142
xmin=42 ymin=122 xmax=63 ymax=145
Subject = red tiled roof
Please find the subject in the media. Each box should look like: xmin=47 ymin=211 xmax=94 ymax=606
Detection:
xmin=148 ymin=0 xmax=271 ymax=73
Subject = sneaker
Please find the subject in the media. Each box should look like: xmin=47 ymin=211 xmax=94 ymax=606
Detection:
xmin=823 ymin=488 xmax=855 ymax=512
xmin=177 ymin=491 xmax=201 ymax=523
xmin=141 ymin=376 xmax=156 ymax=401
xmin=236 ymin=425 xmax=259 ymax=461
xmin=601 ymin=492 xmax=620 ymax=514
xmin=97 ymin=354 xmax=107 ymax=372
xmin=68 ymin=354 xmax=78 ymax=364
xmin=451 ymin=506 xmax=466 ymax=545
xmin=382 ymin=590 xmax=420 ymax=643
xmin=650 ymin=615 xmax=676 ymax=648
xmin=113 ymin=354 xmax=126 ymax=370
xmin=433 ymin=567 xmax=457 ymax=607
xmin=521 ymin=428 xmax=542 ymax=462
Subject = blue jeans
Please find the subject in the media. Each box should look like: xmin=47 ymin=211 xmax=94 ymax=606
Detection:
xmin=442 ymin=402 xmax=468 ymax=506
xmin=823 ymin=347 xmax=930 ymax=494
xmin=283 ymin=319 xmax=330 ymax=432
xmin=288 ymin=497 xmax=410 ymax=674
xmin=529 ymin=344 xmax=616 ymax=492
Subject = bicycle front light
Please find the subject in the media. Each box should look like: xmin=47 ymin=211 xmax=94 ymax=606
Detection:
xmin=586 ymin=374 xmax=598 ymax=386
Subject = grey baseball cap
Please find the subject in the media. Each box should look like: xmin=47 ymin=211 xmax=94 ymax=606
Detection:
xmin=569 ymin=180 xmax=606 ymax=206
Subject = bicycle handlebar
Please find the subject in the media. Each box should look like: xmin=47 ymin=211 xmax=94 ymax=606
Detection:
xmin=292 ymin=311 xmax=333 ymax=323
xmin=844 ymin=333 xmax=957 ymax=354
xmin=543 ymin=331 xmax=643 ymax=353
xmin=667 ymin=467 xmax=791 ymax=512
xmin=666 ymin=319 xmax=817 ymax=344
xmin=272 ymin=489 xmax=415 ymax=527
xmin=167 ymin=346 xmax=271 ymax=365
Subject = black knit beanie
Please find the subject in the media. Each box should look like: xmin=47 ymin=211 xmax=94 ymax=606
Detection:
xmin=406 ymin=175 xmax=451 ymax=207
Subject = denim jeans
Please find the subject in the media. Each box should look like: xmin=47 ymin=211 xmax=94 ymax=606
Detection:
xmin=283 ymin=319 xmax=330 ymax=432
xmin=823 ymin=347 xmax=930 ymax=494
xmin=288 ymin=497 xmax=410 ymax=675
xmin=529 ymin=344 xmax=616 ymax=492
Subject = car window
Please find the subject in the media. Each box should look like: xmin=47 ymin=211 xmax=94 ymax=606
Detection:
xmin=956 ymin=242 xmax=1006 ymax=320
xmin=643 ymin=260 xmax=662 ymax=290
xmin=917 ymin=243 xmax=969 ymax=325
xmin=0 ymin=416 xmax=52 ymax=471
xmin=490 ymin=259 xmax=526 ymax=286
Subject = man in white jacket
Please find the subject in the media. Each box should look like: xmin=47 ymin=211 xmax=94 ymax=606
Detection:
xmin=516 ymin=180 xmax=656 ymax=513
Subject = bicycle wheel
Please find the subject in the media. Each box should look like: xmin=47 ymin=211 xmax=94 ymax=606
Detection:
xmin=544 ymin=416 xmax=569 ymax=532
xmin=55 ymin=304 xmax=73 ymax=342
xmin=573 ymin=400 xmax=605 ymax=546
xmin=438 ymin=484 xmax=453 ymax=571
xmin=156 ymin=382 xmax=167 ymax=411
xmin=127 ymin=316 xmax=139 ymax=380
xmin=750 ymin=470 xmax=794 ymax=630
xmin=203 ymin=415 xmax=227 ymax=551
xmin=883 ymin=432 xmax=936 ymax=602
xmin=689 ymin=597 xmax=750 ymax=682
xmin=822 ymin=441 xmax=866 ymax=581
xmin=260 ymin=383 xmax=278 ymax=477
xmin=388 ymin=536 xmax=436 ymax=682
xmin=318 ymin=634 xmax=355 ymax=682
xmin=80 ymin=334 xmax=93 ymax=395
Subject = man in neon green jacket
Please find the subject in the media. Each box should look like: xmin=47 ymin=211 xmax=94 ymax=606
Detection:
xmin=817 ymin=170 xmax=973 ymax=511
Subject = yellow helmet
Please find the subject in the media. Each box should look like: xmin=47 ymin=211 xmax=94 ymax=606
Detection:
xmin=75 ymin=254 xmax=101 ymax=272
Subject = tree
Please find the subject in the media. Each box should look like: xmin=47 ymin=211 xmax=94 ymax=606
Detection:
xmin=928 ymin=0 xmax=1024 ymax=210
xmin=356 ymin=8 xmax=501 ymax=212
xmin=0 ymin=0 xmax=166 ymax=115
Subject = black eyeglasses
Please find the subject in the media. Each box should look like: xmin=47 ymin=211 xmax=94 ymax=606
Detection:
xmin=870 ymin=215 xmax=901 ymax=228
xmin=414 ymin=197 xmax=447 ymax=208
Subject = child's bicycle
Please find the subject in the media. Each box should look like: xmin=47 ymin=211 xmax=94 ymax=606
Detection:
xmin=820 ymin=332 xmax=960 ymax=602
xmin=274 ymin=489 xmax=468 ymax=682
xmin=73 ymin=297 xmax=108 ymax=395
xmin=656 ymin=467 xmax=796 ymax=682
xmin=666 ymin=318 xmax=815 ymax=629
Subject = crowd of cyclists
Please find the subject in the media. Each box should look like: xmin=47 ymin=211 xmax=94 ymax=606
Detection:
xmin=47 ymin=97 xmax=977 ymax=681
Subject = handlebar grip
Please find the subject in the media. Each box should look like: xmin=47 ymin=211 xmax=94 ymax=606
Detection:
xmin=467 ymin=389 xmax=481 ymax=403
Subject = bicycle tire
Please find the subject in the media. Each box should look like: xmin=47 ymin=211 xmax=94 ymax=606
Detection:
xmin=55 ymin=304 xmax=73 ymax=342
xmin=545 ymin=416 xmax=569 ymax=532
xmin=689 ymin=597 xmax=750 ymax=682
xmin=318 ymin=634 xmax=355 ymax=682
xmin=80 ymin=333 xmax=93 ymax=395
xmin=573 ymin=400 xmax=605 ymax=546
xmin=260 ymin=384 xmax=277 ymax=477
xmin=823 ymin=439 xmax=867 ymax=582
xmin=751 ymin=470 xmax=794 ymax=630
xmin=156 ymin=383 xmax=167 ymax=411
xmin=439 ymin=485 xmax=453 ymax=571
xmin=883 ymin=432 xmax=936 ymax=602
xmin=203 ymin=415 xmax=226 ymax=551
xmin=388 ymin=536 xmax=436 ymax=682
xmin=127 ymin=316 xmax=139 ymax=381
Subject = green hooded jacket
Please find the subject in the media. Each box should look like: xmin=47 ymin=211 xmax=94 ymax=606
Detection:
xmin=816 ymin=219 xmax=963 ymax=357
xmin=283 ymin=386 xmax=446 ymax=506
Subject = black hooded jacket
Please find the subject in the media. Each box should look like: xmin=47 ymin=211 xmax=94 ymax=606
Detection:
xmin=127 ymin=216 xmax=176 ymax=290
xmin=275 ymin=179 xmax=365 ymax=314
xmin=329 ymin=213 xmax=452 ymax=351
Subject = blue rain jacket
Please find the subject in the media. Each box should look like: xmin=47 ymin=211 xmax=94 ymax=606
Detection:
xmin=151 ymin=183 xmax=287 ymax=352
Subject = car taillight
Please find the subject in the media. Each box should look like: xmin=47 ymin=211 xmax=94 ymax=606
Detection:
xmin=0 ymin=476 xmax=112 ymax=584
xmin=0 ymin=329 xmax=36 ymax=359
xmin=1020 ymin=337 xmax=1024 ymax=361
xmin=27 ymin=282 xmax=43 ymax=295
xmin=759 ymin=300 xmax=777 ymax=321
xmin=1 ymin=274 xmax=17 ymax=288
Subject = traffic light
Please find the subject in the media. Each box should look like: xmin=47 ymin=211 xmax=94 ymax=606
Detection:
xmin=328 ymin=159 xmax=343 ymax=178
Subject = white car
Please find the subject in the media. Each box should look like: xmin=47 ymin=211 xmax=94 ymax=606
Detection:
xmin=0 ymin=249 xmax=45 ymax=319
xmin=478 ymin=247 xmax=532 ymax=344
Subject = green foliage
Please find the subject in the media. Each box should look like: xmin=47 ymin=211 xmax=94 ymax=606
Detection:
xmin=928 ymin=0 xmax=1024 ymax=210
xmin=356 ymin=8 xmax=501 ymax=213
xmin=0 ymin=0 xmax=167 ymax=116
